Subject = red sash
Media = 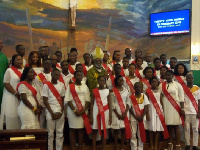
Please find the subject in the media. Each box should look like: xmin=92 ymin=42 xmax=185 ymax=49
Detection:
xmin=124 ymin=77 xmax=135 ymax=94
xmin=71 ymin=77 xmax=76 ymax=82
xmin=110 ymin=75 xmax=115 ymax=88
xmin=17 ymin=81 xmax=39 ymax=105
xmin=82 ymin=64 xmax=87 ymax=77
xmin=112 ymin=61 xmax=116 ymax=66
xmin=44 ymin=81 xmax=63 ymax=107
xmin=93 ymin=88 xmax=108 ymax=138
xmin=69 ymin=83 xmax=92 ymax=134
xmin=141 ymin=78 xmax=151 ymax=89
xmin=56 ymin=63 xmax=61 ymax=69
xmin=131 ymin=60 xmax=136 ymax=64
xmin=25 ymin=64 xmax=37 ymax=77
xmin=38 ymin=73 xmax=47 ymax=84
xmin=120 ymin=68 xmax=125 ymax=77
xmin=175 ymin=76 xmax=198 ymax=113
xmin=112 ymin=88 xmax=132 ymax=139
xmin=102 ymin=63 xmax=112 ymax=75
xmin=68 ymin=64 xmax=75 ymax=75
xmin=146 ymin=89 xmax=169 ymax=139
xmin=135 ymin=69 xmax=142 ymax=79
xmin=59 ymin=74 xmax=66 ymax=90
xmin=162 ymin=81 xmax=184 ymax=126
xmin=129 ymin=94 xmax=146 ymax=142
xmin=160 ymin=77 xmax=164 ymax=84
xmin=10 ymin=66 xmax=22 ymax=79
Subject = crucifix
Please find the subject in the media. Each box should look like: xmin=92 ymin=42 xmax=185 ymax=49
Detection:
xmin=15 ymin=8 xmax=43 ymax=52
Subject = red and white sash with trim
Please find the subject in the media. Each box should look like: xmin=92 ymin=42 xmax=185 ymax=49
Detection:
xmin=68 ymin=64 xmax=75 ymax=75
xmin=141 ymin=78 xmax=151 ymax=89
xmin=56 ymin=63 xmax=61 ymax=69
xmin=17 ymin=81 xmax=39 ymax=105
xmin=175 ymin=76 xmax=198 ymax=113
xmin=82 ymin=64 xmax=88 ymax=77
xmin=93 ymin=88 xmax=108 ymax=138
xmin=69 ymin=83 xmax=92 ymax=134
xmin=59 ymin=74 xmax=66 ymax=90
xmin=10 ymin=66 xmax=22 ymax=79
xmin=112 ymin=88 xmax=132 ymax=139
xmin=162 ymin=81 xmax=184 ymax=126
xmin=37 ymin=73 xmax=47 ymax=84
xmin=44 ymin=81 xmax=63 ymax=107
xmin=129 ymin=94 xmax=146 ymax=142
xmin=146 ymin=88 xmax=169 ymax=139
xmin=135 ymin=69 xmax=142 ymax=79
xmin=110 ymin=75 xmax=115 ymax=88
xmin=124 ymin=77 xmax=135 ymax=94
xmin=102 ymin=63 xmax=112 ymax=75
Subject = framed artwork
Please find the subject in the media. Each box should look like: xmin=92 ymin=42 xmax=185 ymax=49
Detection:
xmin=192 ymin=55 xmax=199 ymax=64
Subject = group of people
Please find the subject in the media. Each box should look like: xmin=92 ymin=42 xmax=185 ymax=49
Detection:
xmin=0 ymin=39 xmax=199 ymax=150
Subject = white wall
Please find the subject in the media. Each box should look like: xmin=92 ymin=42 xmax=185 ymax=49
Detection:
xmin=191 ymin=0 xmax=200 ymax=70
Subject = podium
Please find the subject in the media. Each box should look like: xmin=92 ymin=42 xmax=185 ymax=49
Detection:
xmin=0 ymin=129 xmax=48 ymax=150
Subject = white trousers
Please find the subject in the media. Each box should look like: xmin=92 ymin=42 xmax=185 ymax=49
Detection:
xmin=130 ymin=121 xmax=143 ymax=150
xmin=47 ymin=114 xmax=64 ymax=150
xmin=184 ymin=114 xmax=199 ymax=146
xmin=40 ymin=109 xmax=46 ymax=128
xmin=6 ymin=116 xmax=21 ymax=129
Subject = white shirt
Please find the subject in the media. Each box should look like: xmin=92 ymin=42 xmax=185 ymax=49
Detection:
xmin=42 ymin=81 xmax=65 ymax=120
xmin=184 ymin=85 xmax=200 ymax=114
xmin=130 ymin=93 xmax=150 ymax=121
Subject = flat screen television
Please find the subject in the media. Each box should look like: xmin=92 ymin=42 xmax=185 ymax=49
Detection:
xmin=150 ymin=9 xmax=190 ymax=36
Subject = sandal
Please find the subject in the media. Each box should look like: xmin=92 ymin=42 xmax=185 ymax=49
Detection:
xmin=167 ymin=143 xmax=173 ymax=150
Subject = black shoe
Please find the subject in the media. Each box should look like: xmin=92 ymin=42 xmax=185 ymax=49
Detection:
xmin=193 ymin=146 xmax=200 ymax=150
xmin=185 ymin=145 xmax=190 ymax=150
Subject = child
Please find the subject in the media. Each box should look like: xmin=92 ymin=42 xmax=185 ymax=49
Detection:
xmin=135 ymin=57 xmax=145 ymax=80
xmin=153 ymin=57 xmax=161 ymax=77
xmin=129 ymin=82 xmax=149 ymax=150
xmin=33 ymin=59 xmax=52 ymax=128
xmin=90 ymin=76 xmax=112 ymax=150
xmin=121 ymin=57 xmax=129 ymax=77
xmin=65 ymin=70 xmax=91 ymax=150
xmin=146 ymin=77 xmax=169 ymax=150
xmin=42 ymin=68 xmax=65 ymax=150
xmin=82 ymin=53 xmax=93 ymax=77
xmin=124 ymin=63 xmax=140 ymax=95
xmin=159 ymin=66 xmax=168 ymax=83
xmin=161 ymin=70 xmax=184 ymax=150
xmin=111 ymin=75 xmax=131 ymax=150
xmin=107 ymin=64 xmax=123 ymax=90
xmin=141 ymin=67 xmax=155 ymax=91
xmin=184 ymin=74 xmax=200 ymax=150
xmin=55 ymin=51 xmax=62 ymax=70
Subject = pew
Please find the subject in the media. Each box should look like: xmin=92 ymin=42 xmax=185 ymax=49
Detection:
xmin=0 ymin=129 xmax=48 ymax=150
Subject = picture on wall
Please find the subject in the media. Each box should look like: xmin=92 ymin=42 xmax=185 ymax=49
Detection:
xmin=192 ymin=55 xmax=199 ymax=64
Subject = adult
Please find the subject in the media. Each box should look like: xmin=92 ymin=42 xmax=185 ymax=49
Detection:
xmin=0 ymin=54 xmax=23 ymax=129
xmin=111 ymin=50 xmax=122 ymax=67
xmin=17 ymin=67 xmax=41 ymax=129
xmin=160 ymin=54 xmax=170 ymax=68
xmin=16 ymin=44 xmax=26 ymax=67
xmin=27 ymin=51 xmax=43 ymax=75
xmin=39 ymin=46 xmax=48 ymax=61
xmin=132 ymin=49 xmax=147 ymax=69
xmin=87 ymin=47 xmax=106 ymax=94
xmin=82 ymin=53 xmax=93 ymax=77
xmin=0 ymin=40 xmax=8 ymax=112
xmin=55 ymin=51 xmax=62 ymax=70
xmin=68 ymin=52 xmax=80 ymax=75
xmin=124 ymin=48 xmax=133 ymax=63
xmin=102 ymin=51 xmax=112 ymax=76
xmin=144 ymin=53 xmax=154 ymax=68
xmin=170 ymin=57 xmax=177 ymax=72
